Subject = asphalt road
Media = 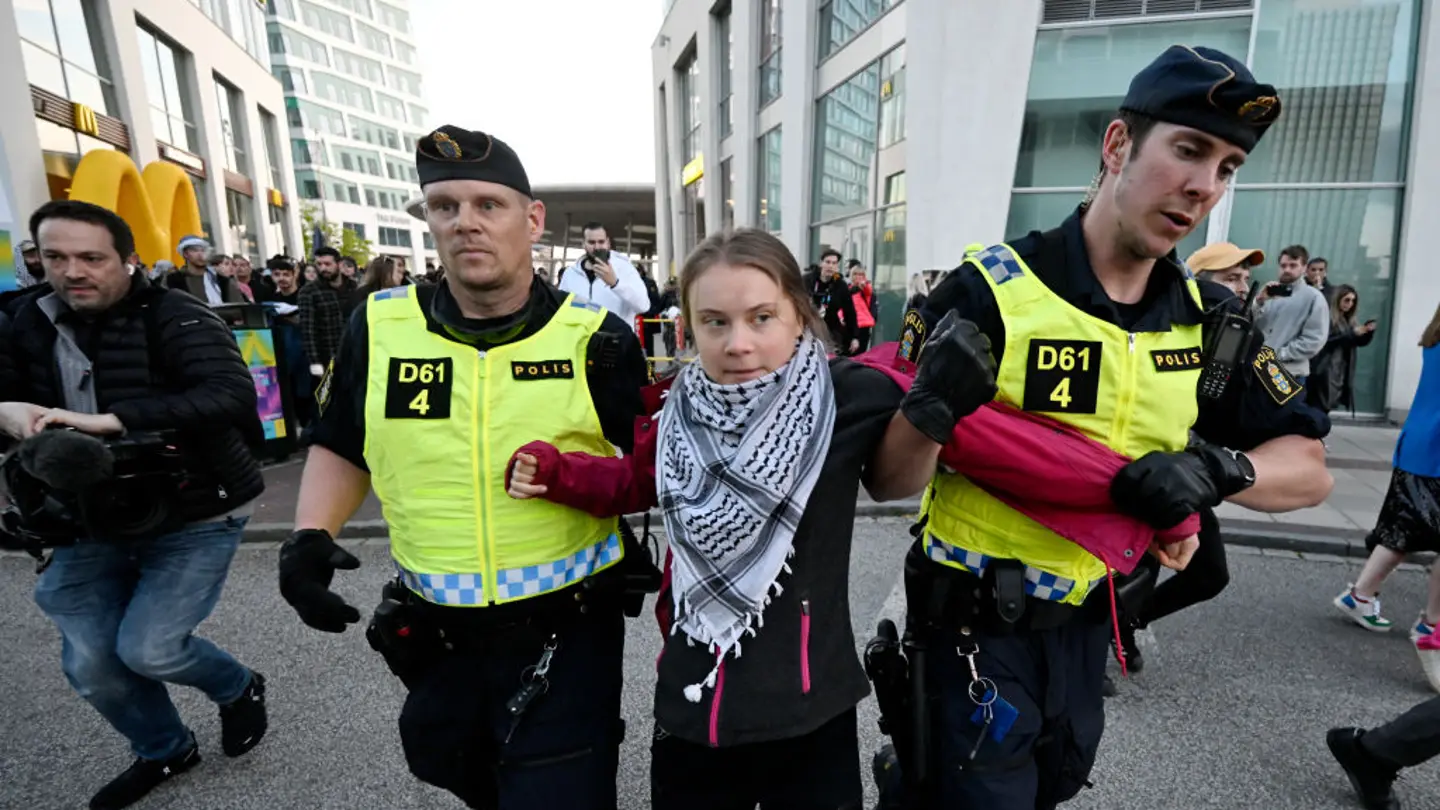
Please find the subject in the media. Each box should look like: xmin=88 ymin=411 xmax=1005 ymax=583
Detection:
xmin=0 ymin=519 xmax=1437 ymax=810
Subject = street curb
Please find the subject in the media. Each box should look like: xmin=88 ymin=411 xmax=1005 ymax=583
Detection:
xmin=241 ymin=504 xmax=1380 ymax=559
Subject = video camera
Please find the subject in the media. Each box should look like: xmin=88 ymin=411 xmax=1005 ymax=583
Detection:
xmin=0 ymin=428 xmax=189 ymax=552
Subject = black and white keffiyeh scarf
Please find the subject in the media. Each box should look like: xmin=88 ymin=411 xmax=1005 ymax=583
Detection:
xmin=658 ymin=333 xmax=836 ymax=702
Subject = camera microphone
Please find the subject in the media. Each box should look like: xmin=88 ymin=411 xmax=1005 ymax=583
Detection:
xmin=17 ymin=429 xmax=115 ymax=492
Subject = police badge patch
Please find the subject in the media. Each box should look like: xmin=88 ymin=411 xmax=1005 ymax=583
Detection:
xmin=315 ymin=359 xmax=334 ymax=416
xmin=1252 ymin=345 xmax=1302 ymax=405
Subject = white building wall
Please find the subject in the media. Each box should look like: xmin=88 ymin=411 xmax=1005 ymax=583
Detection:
xmin=1387 ymin=0 xmax=1440 ymax=419
xmin=0 ymin=0 xmax=301 ymax=260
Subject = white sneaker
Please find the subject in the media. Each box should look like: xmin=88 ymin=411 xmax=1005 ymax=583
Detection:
xmin=1333 ymin=585 xmax=1393 ymax=632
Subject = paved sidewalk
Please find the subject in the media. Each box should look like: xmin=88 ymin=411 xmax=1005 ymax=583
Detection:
xmin=247 ymin=423 xmax=1404 ymax=558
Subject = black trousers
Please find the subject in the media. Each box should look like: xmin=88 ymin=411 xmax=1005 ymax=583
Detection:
xmin=397 ymin=605 xmax=626 ymax=810
xmin=1364 ymin=695 xmax=1440 ymax=768
xmin=650 ymin=707 xmax=863 ymax=810
xmin=925 ymin=612 xmax=1111 ymax=810
xmin=1138 ymin=508 xmax=1231 ymax=626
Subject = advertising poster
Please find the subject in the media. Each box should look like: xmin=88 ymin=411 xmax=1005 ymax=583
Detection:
xmin=0 ymin=140 xmax=15 ymax=294
xmin=235 ymin=329 xmax=288 ymax=440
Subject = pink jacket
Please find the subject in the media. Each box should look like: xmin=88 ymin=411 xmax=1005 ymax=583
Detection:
xmin=850 ymin=343 xmax=1198 ymax=574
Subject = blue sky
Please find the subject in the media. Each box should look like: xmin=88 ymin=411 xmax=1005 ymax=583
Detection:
xmin=414 ymin=0 xmax=662 ymax=186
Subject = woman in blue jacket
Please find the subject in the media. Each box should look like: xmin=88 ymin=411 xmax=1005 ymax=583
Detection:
xmin=1332 ymin=303 xmax=1440 ymax=646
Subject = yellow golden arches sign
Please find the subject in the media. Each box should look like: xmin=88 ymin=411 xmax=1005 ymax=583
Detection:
xmin=66 ymin=150 xmax=204 ymax=267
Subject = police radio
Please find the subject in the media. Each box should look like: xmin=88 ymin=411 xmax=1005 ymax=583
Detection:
xmin=1198 ymin=283 xmax=1262 ymax=402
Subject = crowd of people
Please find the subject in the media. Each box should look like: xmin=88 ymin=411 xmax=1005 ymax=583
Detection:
xmin=2 ymin=40 xmax=1440 ymax=810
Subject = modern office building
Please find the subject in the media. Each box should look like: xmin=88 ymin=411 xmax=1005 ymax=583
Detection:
xmin=652 ymin=0 xmax=1440 ymax=419
xmin=267 ymin=0 xmax=436 ymax=269
xmin=0 ymin=0 xmax=302 ymax=271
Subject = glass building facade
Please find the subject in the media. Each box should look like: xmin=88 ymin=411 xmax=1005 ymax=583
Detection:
xmin=653 ymin=0 xmax=1431 ymax=410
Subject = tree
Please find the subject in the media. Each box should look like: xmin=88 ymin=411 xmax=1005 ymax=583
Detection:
xmin=299 ymin=203 xmax=374 ymax=265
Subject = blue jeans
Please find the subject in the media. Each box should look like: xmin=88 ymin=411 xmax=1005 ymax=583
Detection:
xmin=33 ymin=516 xmax=252 ymax=761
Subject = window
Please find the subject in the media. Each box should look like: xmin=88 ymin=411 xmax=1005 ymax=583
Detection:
xmin=1012 ymin=17 xmax=1251 ymax=190
xmin=299 ymin=1 xmax=353 ymax=41
xmin=757 ymin=126 xmax=782 ymax=232
xmin=376 ymin=1 xmax=410 ymax=33
xmin=819 ymin=0 xmax=897 ymax=59
xmin=329 ymin=0 xmax=371 ymax=16
xmin=214 ymin=76 xmax=248 ymax=174
xmin=367 ymin=187 xmax=408 ymax=211
xmin=260 ymin=107 xmax=284 ymax=189
xmin=758 ymin=0 xmax=782 ymax=106
xmin=267 ymin=0 xmax=296 ymax=20
xmin=387 ymin=66 xmax=423 ymax=97
xmin=408 ymin=103 xmax=427 ymax=127
xmin=395 ymin=39 xmax=417 ymax=65
xmin=273 ymin=65 xmax=306 ymax=94
xmin=289 ymin=98 xmax=347 ymax=136
xmin=136 ymin=25 xmax=197 ymax=151
xmin=813 ymin=62 xmax=880 ymax=224
xmin=312 ymin=71 xmax=374 ymax=113
xmin=350 ymin=116 xmax=401 ymax=149
xmin=343 ymin=221 xmax=366 ymax=240
xmin=333 ymin=48 xmax=384 ymax=84
xmin=720 ymin=157 xmax=734 ymax=231
xmin=356 ymin=20 xmax=392 ymax=56
xmin=378 ymin=226 xmax=413 ymax=247
xmin=269 ymin=23 xmax=330 ymax=65
xmin=334 ymin=145 xmax=382 ymax=176
xmin=227 ymin=188 xmax=257 ymax=260
xmin=878 ymin=44 xmax=906 ymax=147
xmin=385 ymin=158 xmax=417 ymax=182
xmin=678 ymin=52 xmax=701 ymax=161
xmin=716 ymin=8 xmax=733 ymax=138
xmin=17 ymin=0 xmax=116 ymax=116
xmin=376 ymin=93 xmax=407 ymax=122
xmin=423 ymin=232 xmax=434 ymax=250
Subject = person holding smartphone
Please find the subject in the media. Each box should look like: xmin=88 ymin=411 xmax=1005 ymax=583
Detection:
xmin=1254 ymin=244 xmax=1330 ymax=386
xmin=558 ymin=221 xmax=652 ymax=325
xmin=1308 ymin=284 xmax=1378 ymax=414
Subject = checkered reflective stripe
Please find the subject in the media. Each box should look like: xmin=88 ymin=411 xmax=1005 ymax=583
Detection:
xmin=924 ymin=533 xmax=1088 ymax=603
xmin=494 ymin=533 xmax=622 ymax=601
xmin=373 ymin=286 xmax=411 ymax=301
xmin=396 ymin=570 xmax=483 ymax=606
xmin=973 ymin=245 xmax=1025 ymax=285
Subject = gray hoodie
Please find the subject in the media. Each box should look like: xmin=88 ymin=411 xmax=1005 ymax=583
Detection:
xmin=1255 ymin=281 xmax=1329 ymax=378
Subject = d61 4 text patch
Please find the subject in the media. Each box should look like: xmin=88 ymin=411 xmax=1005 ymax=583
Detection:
xmin=1022 ymin=339 xmax=1102 ymax=414
xmin=384 ymin=358 xmax=453 ymax=419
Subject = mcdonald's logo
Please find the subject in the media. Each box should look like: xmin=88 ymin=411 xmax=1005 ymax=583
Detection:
xmin=68 ymin=150 xmax=205 ymax=267
xmin=268 ymin=188 xmax=285 ymax=208
xmin=884 ymin=229 xmax=896 ymax=242
xmin=881 ymin=79 xmax=893 ymax=99
xmin=73 ymin=102 xmax=99 ymax=137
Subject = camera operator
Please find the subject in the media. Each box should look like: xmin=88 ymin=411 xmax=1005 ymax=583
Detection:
xmin=0 ymin=200 xmax=269 ymax=810
xmin=558 ymin=221 xmax=652 ymax=325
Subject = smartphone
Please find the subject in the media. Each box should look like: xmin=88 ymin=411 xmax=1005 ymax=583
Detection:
xmin=1365 ymin=319 xmax=1377 ymax=326
xmin=592 ymin=248 xmax=611 ymax=264
xmin=1267 ymin=282 xmax=1293 ymax=298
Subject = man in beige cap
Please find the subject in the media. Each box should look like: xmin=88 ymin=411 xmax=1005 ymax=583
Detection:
xmin=1186 ymin=241 xmax=1265 ymax=299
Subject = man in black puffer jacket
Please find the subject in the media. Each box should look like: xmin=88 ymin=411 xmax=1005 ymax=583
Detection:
xmin=0 ymin=200 xmax=268 ymax=810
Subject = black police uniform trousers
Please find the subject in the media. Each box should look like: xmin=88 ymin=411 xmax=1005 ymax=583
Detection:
xmin=926 ymin=591 xmax=1111 ymax=809
xmin=396 ymin=598 xmax=626 ymax=810
xmin=1363 ymin=694 xmax=1440 ymax=769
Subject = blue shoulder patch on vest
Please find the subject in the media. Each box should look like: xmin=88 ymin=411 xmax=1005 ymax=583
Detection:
xmin=373 ymin=286 xmax=411 ymax=301
xmin=1176 ymin=259 xmax=1196 ymax=279
xmin=973 ymin=245 xmax=1025 ymax=285
xmin=569 ymin=297 xmax=602 ymax=313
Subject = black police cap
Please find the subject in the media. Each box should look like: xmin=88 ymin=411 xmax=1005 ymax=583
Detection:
xmin=1121 ymin=45 xmax=1281 ymax=153
xmin=416 ymin=125 xmax=533 ymax=198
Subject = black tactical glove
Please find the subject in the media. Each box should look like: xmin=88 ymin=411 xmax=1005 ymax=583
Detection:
xmin=900 ymin=311 xmax=998 ymax=444
xmin=279 ymin=529 xmax=362 ymax=633
xmin=1111 ymin=445 xmax=1255 ymax=530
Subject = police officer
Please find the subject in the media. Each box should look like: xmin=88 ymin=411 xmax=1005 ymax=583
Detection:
xmin=276 ymin=125 xmax=651 ymax=809
xmin=877 ymin=46 xmax=1334 ymax=807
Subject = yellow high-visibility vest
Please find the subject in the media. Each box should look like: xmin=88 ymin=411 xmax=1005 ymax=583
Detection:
xmin=363 ymin=286 xmax=622 ymax=606
xmin=923 ymin=244 xmax=1203 ymax=604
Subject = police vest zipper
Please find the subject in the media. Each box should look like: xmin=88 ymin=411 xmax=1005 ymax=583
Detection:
xmin=474 ymin=348 xmax=497 ymax=604
xmin=1113 ymin=333 xmax=1139 ymax=452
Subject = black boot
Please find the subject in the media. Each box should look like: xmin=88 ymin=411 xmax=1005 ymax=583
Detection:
xmin=219 ymin=671 xmax=268 ymax=757
xmin=89 ymin=741 xmax=200 ymax=810
xmin=872 ymin=743 xmax=904 ymax=810
xmin=1327 ymin=727 xmax=1400 ymax=810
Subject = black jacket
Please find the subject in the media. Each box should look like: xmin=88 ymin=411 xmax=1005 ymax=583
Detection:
xmin=654 ymin=359 xmax=902 ymax=747
xmin=0 ymin=275 xmax=265 ymax=522
xmin=1310 ymin=320 xmax=1376 ymax=414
